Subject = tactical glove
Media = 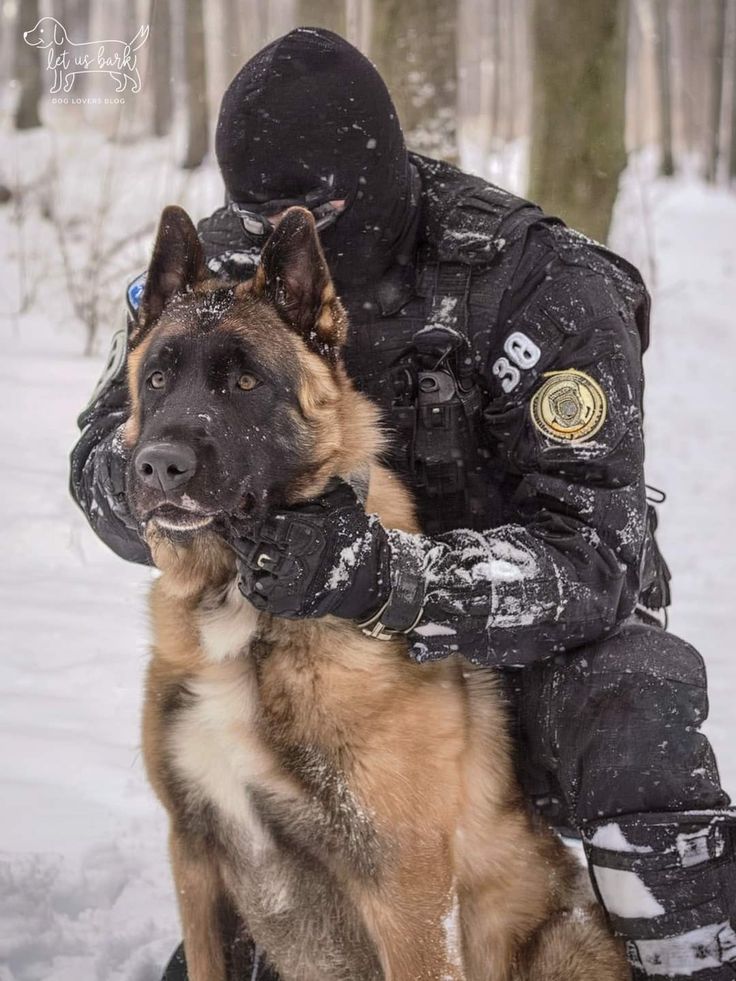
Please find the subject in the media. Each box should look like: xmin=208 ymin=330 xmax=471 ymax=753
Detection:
xmin=70 ymin=376 xmax=149 ymax=564
xmin=227 ymin=481 xmax=426 ymax=633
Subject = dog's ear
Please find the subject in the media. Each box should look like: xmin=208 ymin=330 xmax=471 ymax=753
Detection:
xmin=131 ymin=206 xmax=207 ymax=348
xmin=253 ymin=207 xmax=346 ymax=358
xmin=52 ymin=19 xmax=66 ymax=46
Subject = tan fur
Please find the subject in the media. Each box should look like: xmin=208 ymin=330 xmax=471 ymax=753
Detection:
xmin=169 ymin=832 xmax=229 ymax=981
xmin=134 ymin=294 xmax=627 ymax=981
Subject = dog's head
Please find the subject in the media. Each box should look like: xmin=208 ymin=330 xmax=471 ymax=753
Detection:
xmin=124 ymin=205 xmax=378 ymax=542
xmin=24 ymin=17 xmax=66 ymax=48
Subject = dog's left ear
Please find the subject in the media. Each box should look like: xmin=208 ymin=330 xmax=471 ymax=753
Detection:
xmin=131 ymin=205 xmax=208 ymax=348
xmin=53 ymin=20 xmax=65 ymax=46
xmin=253 ymin=207 xmax=346 ymax=358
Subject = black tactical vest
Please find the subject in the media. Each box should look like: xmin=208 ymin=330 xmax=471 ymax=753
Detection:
xmin=340 ymin=154 xmax=546 ymax=536
xmin=338 ymin=155 xmax=667 ymax=610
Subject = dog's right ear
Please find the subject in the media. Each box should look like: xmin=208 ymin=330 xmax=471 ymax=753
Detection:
xmin=53 ymin=19 xmax=66 ymax=46
xmin=131 ymin=206 xmax=207 ymax=348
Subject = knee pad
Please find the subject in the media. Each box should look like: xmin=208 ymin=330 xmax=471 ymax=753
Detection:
xmin=582 ymin=810 xmax=736 ymax=979
xmin=586 ymin=624 xmax=707 ymax=691
xmin=547 ymin=626 xmax=725 ymax=821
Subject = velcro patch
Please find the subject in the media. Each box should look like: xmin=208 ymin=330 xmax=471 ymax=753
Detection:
xmin=126 ymin=271 xmax=147 ymax=317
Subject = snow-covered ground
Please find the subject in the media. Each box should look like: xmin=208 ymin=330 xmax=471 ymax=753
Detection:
xmin=1 ymin=131 xmax=735 ymax=980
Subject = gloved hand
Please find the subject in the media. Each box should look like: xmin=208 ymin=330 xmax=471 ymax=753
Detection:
xmin=228 ymin=480 xmax=392 ymax=621
xmin=92 ymin=424 xmax=140 ymax=535
xmin=70 ymin=377 xmax=150 ymax=564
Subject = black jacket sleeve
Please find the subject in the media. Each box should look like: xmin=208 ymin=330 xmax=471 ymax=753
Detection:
xmin=401 ymin=230 xmax=649 ymax=667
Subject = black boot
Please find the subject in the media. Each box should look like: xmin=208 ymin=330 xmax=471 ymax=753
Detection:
xmin=161 ymin=944 xmax=187 ymax=981
xmin=161 ymin=940 xmax=280 ymax=980
xmin=583 ymin=810 xmax=736 ymax=979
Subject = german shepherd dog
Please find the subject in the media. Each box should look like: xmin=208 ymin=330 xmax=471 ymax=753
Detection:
xmin=123 ymin=205 xmax=628 ymax=981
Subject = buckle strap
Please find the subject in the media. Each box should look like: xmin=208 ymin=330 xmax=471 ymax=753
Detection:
xmin=582 ymin=811 xmax=736 ymax=971
xmin=627 ymin=922 xmax=736 ymax=977
xmin=357 ymin=596 xmax=424 ymax=641
xmin=582 ymin=807 xmax=736 ymax=869
xmin=356 ymin=530 xmax=427 ymax=640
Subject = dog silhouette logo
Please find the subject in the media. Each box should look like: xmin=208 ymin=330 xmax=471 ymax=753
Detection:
xmin=23 ymin=17 xmax=150 ymax=95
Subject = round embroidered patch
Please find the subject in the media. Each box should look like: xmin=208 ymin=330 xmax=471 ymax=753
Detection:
xmin=530 ymin=369 xmax=607 ymax=442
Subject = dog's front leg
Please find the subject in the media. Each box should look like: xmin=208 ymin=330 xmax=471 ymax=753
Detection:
xmin=170 ymin=830 xmax=229 ymax=981
xmin=357 ymin=840 xmax=466 ymax=981
xmin=51 ymin=68 xmax=62 ymax=93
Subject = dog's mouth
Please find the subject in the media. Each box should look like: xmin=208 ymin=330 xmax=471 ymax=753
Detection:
xmin=146 ymin=503 xmax=216 ymax=532
xmin=143 ymin=490 xmax=258 ymax=533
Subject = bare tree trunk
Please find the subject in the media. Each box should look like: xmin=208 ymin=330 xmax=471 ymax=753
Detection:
xmin=150 ymin=0 xmax=173 ymax=137
xmin=706 ymin=0 xmax=727 ymax=182
xmin=371 ymin=0 xmax=458 ymax=163
xmin=57 ymin=0 xmax=91 ymax=94
xmin=503 ymin=0 xmax=518 ymax=142
xmin=675 ymin=0 xmax=694 ymax=156
xmin=14 ymin=0 xmax=43 ymax=130
xmin=254 ymin=0 xmax=270 ymax=47
xmin=528 ymin=0 xmax=628 ymax=243
xmin=297 ymin=0 xmax=346 ymax=34
xmin=654 ymin=0 xmax=675 ymax=175
xmin=491 ymin=0 xmax=502 ymax=143
xmin=182 ymin=0 xmax=209 ymax=169
xmin=346 ymin=0 xmax=372 ymax=52
xmin=121 ymin=0 xmax=137 ymax=46
xmin=222 ymin=0 xmax=245 ymax=82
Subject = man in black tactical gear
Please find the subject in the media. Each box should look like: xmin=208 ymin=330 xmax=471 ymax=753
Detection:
xmin=70 ymin=28 xmax=736 ymax=981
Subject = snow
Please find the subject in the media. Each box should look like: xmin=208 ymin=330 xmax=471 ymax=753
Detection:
xmin=326 ymin=542 xmax=361 ymax=589
xmin=470 ymin=559 xmax=524 ymax=582
xmin=588 ymin=822 xmax=653 ymax=854
xmin=0 ymin=128 xmax=735 ymax=980
xmin=413 ymin=623 xmax=457 ymax=638
xmin=440 ymin=887 xmax=462 ymax=980
xmin=592 ymin=865 xmax=666 ymax=919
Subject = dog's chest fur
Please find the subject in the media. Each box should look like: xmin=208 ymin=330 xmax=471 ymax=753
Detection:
xmin=161 ymin=578 xmax=384 ymax=976
xmin=167 ymin=580 xmax=290 ymax=841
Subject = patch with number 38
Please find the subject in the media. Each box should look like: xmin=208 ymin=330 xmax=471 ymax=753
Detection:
xmin=491 ymin=330 xmax=542 ymax=392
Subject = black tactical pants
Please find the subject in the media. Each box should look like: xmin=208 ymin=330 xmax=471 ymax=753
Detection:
xmin=163 ymin=620 xmax=735 ymax=981
xmin=508 ymin=619 xmax=736 ymax=980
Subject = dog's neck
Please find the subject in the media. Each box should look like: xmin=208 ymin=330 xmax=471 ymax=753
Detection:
xmin=320 ymin=465 xmax=371 ymax=506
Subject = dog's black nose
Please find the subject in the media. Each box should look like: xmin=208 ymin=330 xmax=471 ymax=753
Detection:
xmin=134 ymin=442 xmax=197 ymax=492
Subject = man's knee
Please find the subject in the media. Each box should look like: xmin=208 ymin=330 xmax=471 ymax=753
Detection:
xmin=580 ymin=623 xmax=710 ymax=740
xmin=585 ymin=622 xmax=707 ymax=694
xmin=548 ymin=624 xmax=725 ymax=822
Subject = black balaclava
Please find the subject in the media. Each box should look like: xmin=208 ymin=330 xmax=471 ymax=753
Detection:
xmin=215 ymin=28 xmax=417 ymax=286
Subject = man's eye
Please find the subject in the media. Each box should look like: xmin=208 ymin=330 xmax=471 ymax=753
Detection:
xmin=148 ymin=370 xmax=166 ymax=389
xmin=237 ymin=373 xmax=260 ymax=391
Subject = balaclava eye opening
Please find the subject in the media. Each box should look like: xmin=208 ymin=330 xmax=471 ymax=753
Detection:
xmin=215 ymin=27 xmax=416 ymax=285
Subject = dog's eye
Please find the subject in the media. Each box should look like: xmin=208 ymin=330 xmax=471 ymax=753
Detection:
xmin=148 ymin=370 xmax=166 ymax=390
xmin=237 ymin=373 xmax=259 ymax=391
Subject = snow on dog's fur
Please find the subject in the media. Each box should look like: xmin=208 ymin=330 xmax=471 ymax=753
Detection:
xmin=124 ymin=204 xmax=628 ymax=980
